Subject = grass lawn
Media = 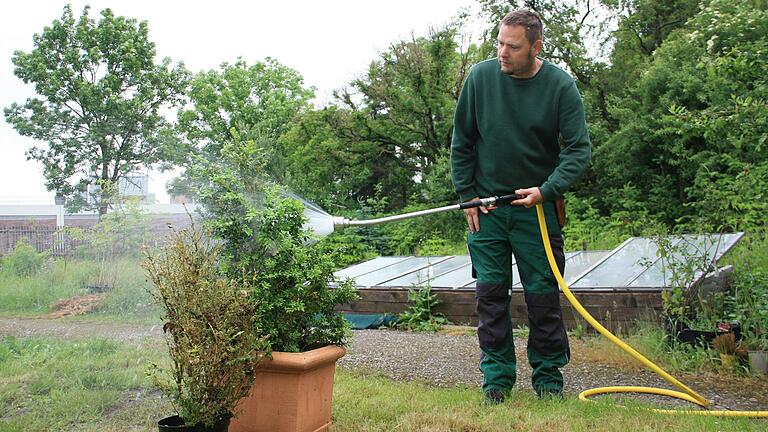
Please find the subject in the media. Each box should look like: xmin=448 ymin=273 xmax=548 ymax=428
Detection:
xmin=0 ymin=336 xmax=765 ymax=431
xmin=0 ymin=336 xmax=168 ymax=432
xmin=332 ymin=369 xmax=766 ymax=432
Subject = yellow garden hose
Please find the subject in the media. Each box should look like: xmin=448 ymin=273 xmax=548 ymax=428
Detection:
xmin=535 ymin=203 xmax=768 ymax=418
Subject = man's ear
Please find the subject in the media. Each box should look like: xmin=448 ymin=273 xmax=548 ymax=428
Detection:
xmin=533 ymin=39 xmax=543 ymax=56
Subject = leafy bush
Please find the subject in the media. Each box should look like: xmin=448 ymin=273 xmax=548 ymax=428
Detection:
xmin=3 ymin=238 xmax=47 ymax=277
xmin=645 ymin=233 xmax=723 ymax=326
xmin=397 ymin=280 xmax=451 ymax=332
xmin=725 ymin=267 xmax=768 ymax=350
xmin=243 ymin=191 xmax=358 ymax=352
xmin=188 ymin=127 xmax=358 ymax=353
xmin=143 ymin=225 xmax=270 ymax=427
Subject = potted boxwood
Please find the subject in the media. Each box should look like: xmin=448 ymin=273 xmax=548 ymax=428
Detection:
xmin=187 ymin=132 xmax=357 ymax=432
xmin=143 ymin=225 xmax=270 ymax=431
xmin=220 ymin=190 xmax=357 ymax=432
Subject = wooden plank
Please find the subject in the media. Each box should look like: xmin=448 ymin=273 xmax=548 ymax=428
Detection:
xmin=356 ymin=290 xmax=409 ymax=303
xmin=337 ymin=287 xmax=666 ymax=332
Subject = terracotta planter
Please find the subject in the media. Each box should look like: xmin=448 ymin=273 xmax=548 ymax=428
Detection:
xmin=229 ymin=345 xmax=345 ymax=432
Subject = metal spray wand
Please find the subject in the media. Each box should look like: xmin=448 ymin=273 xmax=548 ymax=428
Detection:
xmin=331 ymin=193 xmax=522 ymax=230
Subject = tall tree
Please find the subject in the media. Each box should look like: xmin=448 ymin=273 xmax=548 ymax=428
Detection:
xmin=320 ymin=23 xmax=482 ymax=209
xmin=175 ymin=58 xmax=314 ymax=182
xmin=602 ymin=0 xmax=700 ymax=98
xmin=4 ymin=5 xmax=189 ymax=214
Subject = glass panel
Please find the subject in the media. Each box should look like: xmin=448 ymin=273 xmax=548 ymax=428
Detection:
xmin=352 ymin=256 xmax=439 ymax=287
xmin=510 ymin=252 xmax=581 ymax=287
xmin=629 ymin=258 xmax=669 ymax=287
xmin=333 ymin=233 xmax=742 ymax=290
xmin=564 ymin=251 xmax=610 ymax=284
xmin=387 ymin=256 xmax=472 ymax=287
xmin=630 ymin=233 xmax=743 ymax=287
xmin=429 ymin=264 xmax=475 ymax=288
xmin=573 ymin=238 xmax=659 ymax=288
xmin=334 ymin=256 xmax=410 ymax=280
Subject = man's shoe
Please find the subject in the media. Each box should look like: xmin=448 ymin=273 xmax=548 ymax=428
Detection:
xmin=483 ymin=388 xmax=505 ymax=405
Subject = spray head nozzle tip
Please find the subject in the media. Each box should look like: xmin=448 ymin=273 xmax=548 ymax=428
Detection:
xmin=332 ymin=217 xmax=350 ymax=231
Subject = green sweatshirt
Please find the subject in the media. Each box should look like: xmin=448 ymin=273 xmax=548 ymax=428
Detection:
xmin=451 ymin=58 xmax=591 ymax=202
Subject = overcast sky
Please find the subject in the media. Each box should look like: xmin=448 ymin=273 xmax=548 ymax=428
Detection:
xmin=1 ymin=0 xmax=481 ymax=205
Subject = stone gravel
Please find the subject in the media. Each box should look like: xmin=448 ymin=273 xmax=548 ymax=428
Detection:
xmin=339 ymin=329 xmax=768 ymax=412
xmin=1 ymin=317 xmax=766 ymax=412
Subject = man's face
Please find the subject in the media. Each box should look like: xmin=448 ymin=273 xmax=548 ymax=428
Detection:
xmin=497 ymin=24 xmax=539 ymax=77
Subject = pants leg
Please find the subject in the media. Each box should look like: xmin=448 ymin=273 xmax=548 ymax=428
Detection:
xmin=468 ymin=208 xmax=516 ymax=393
xmin=510 ymin=203 xmax=570 ymax=395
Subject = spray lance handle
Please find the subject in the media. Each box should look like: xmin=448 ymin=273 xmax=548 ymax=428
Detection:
xmin=458 ymin=193 xmax=523 ymax=210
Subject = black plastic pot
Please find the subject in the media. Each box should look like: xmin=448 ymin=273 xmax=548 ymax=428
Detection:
xmin=157 ymin=415 xmax=230 ymax=432
xmin=665 ymin=318 xmax=741 ymax=347
xmin=677 ymin=328 xmax=718 ymax=346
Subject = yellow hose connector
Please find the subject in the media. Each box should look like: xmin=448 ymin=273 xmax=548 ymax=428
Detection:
xmin=534 ymin=203 xmax=768 ymax=418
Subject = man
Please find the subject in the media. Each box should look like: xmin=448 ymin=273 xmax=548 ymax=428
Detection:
xmin=450 ymin=9 xmax=591 ymax=404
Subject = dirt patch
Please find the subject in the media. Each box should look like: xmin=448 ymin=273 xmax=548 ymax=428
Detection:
xmin=49 ymin=294 xmax=108 ymax=318
xmin=0 ymin=316 xmax=163 ymax=347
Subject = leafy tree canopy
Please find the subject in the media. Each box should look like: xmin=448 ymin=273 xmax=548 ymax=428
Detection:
xmin=177 ymin=58 xmax=314 ymax=167
xmin=4 ymin=5 xmax=189 ymax=214
xmin=282 ymin=23 xmax=483 ymax=212
xmin=597 ymin=0 xmax=768 ymax=231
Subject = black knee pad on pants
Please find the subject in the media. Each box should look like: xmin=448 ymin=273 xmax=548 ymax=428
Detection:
xmin=476 ymin=282 xmax=510 ymax=350
xmin=525 ymin=291 xmax=569 ymax=355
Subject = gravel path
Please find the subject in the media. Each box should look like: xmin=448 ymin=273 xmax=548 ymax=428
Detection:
xmin=338 ymin=330 xmax=768 ymax=412
xmin=1 ymin=316 xmax=766 ymax=412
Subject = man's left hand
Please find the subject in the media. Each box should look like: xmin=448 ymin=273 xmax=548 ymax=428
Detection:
xmin=512 ymin=187 xmax=543 ymax=208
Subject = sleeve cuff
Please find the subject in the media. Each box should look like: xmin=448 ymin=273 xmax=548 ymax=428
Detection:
xmin=539 ymin=183 xmax=557 ymax=202
xmin=458 ymin=189 xmax=478 ymax=202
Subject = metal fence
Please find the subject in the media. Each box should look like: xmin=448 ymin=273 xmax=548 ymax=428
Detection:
xmin=0 ymin=214 xmax=197 ymax=257
xmin=0 ymin=226 xmax=89 ymax=256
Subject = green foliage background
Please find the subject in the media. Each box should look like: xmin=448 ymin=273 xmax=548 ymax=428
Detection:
xmin=3 ymin=0 xmax=767 ymax=338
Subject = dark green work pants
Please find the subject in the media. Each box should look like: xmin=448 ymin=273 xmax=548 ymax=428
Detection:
xmin=468 ymin=202 xmax=570 ymax=395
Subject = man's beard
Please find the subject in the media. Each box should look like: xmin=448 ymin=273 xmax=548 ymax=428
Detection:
xmin=500 ymin=48 xmax=536 ymax=77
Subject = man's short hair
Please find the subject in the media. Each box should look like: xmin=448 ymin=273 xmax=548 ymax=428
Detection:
xmin=499 ymin=9 xmax=543 ymax=46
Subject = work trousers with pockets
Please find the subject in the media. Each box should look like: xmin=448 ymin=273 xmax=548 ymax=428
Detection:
xmin=468 ymin=202 xmax=570 ymax=395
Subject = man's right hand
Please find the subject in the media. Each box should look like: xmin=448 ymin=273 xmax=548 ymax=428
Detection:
xmin=463 ymin=197 xmax=496 ymax=233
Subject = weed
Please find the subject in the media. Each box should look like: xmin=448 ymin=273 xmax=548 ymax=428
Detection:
xmin=2 ymin=238 xmax=47 ymax=277
xmin=514 ymin=324 xmax=530 ymax=340
xmin=569 ymin=316 xmax=587 ymax=339
xmin=397 ymin=279 xmax=451 ymax=332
